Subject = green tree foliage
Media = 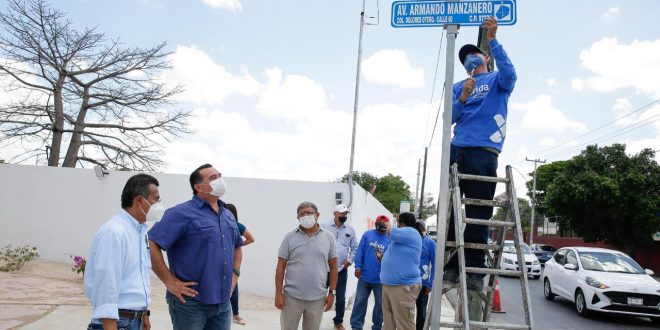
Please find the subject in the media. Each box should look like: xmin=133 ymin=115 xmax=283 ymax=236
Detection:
xmin=417 ymin=193 xmax=437 ymax=221
xmin=339 ymin=171 xmax=416 ymax=214
xmin=529 ymin=144 xmax=659 ymax=254
xmin=493 ymin=198 xmax=532 ymax=230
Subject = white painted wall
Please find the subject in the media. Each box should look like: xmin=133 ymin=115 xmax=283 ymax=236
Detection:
xmin=0 ymin=164 xmax=391 ymax=298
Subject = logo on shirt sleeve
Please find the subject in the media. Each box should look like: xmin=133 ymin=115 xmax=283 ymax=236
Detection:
xmin=489 ymin=114 xmax=507 ymax=143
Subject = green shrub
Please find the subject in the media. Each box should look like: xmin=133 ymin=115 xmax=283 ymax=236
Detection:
xmin=0 ymin=244 xmax=40 ymax=272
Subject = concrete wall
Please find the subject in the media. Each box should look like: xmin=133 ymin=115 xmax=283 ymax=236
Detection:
xmin=0 ymin=164 xmax=391 ymax=297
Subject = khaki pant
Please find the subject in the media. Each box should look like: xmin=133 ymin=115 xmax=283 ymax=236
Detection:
xmin=280 ymin=293 xmax=325 ymax=330
xmin=382 ymin=284 xmax=421 ymax=330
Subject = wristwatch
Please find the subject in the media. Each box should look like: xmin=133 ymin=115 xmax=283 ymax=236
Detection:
xmin=328 ymin=289 xmax=335 ymax=295
xmin=233 ymin=269 xmax=240 ymax=277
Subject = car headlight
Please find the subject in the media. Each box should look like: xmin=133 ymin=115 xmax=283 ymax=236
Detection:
xmin=585 ymin=276 xmax=609 ymax=289
xmin=504 ymin=258 xmax=514 ymax=265
xmin=533 ymin=260 xmax=540 ymax=265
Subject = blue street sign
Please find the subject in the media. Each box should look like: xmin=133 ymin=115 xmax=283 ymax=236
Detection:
xmin=391 ymin=0 xmax=517 ymax=28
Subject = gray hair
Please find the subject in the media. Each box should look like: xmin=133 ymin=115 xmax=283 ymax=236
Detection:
xmin=296 ymin=201 xmax=318 ymax=214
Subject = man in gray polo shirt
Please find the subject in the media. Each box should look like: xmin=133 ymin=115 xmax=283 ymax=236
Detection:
xmin=275 ymin=201 xmax=338 ymax=330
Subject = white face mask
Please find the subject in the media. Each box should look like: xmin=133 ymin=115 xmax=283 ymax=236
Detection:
xmin=298 ymin=215 xmax=317 ymax=229
xmin=140 ymin=198 xmax=165 ymax=222
xmin=209 ymin=178 xmax=227 ymax=197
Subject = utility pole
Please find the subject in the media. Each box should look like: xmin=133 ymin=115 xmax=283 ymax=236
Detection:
xmin=415 ymin=158 xmax=421 ymax=218
xmin=526 ymin=157 xmax=546 ymax=246
xmin=347 ymin=0 xmax=367 ymax=209
xmin=419 ymin=147 xmax=429 ymax=219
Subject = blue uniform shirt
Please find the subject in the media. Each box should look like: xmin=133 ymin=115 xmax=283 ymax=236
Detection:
xmin=354 ymin=229 xmax=390 ymax=284
xmin=420 ymin=235 xmax=436 ymax=288
xmin=148 ymin=196 xmax=242 ymax=304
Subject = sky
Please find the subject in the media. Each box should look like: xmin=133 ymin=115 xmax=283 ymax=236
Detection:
xmin=1 ymin=0 xmax=659 ymax=212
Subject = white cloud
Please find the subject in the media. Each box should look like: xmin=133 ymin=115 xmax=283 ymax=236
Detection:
xmin=538 ymin=138 xmax=557 ymax=147
xmin=257 ymin=68 xmax=327 ymax=119
xmin=202 ymin=0 xmax=242 ymax=12
xmin=545 ymin=78 xmax=557 ymax=87
xmin=160 ymin=45 xmax=261 ymax=106
xmin=571 ymin=78 xmax=584 ymax=91
xmin=611 ymin=98 xmax=636 ymax=126
xmin=512 ymin=94 xmax=587 ymax=133
xmin=601 ymin=7 xmax=620 ymax=19
xmin=575 ymin=37 xmax=660 ymax=98
xmin=362 ymin=49 xmax=424 ymax=89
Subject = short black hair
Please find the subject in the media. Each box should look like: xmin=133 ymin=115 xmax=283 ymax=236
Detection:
xmin=398 ymin=212 xmax=417 ymax=227
xmin=190 ymin=163 xmax=213 ymax=195
xmin=225 ymin=203 xmax=238 ymax=221
xmin=121 ymin=174 xmax=159 ymax=208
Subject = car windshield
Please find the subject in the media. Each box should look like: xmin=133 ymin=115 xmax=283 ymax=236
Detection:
xmin=579 ymin=252 xmax=645 ymax=274
xmin=503 ymin=243 xmax=531 ymax=254
xmin=539 ymin=245 xmax=556 ymax=252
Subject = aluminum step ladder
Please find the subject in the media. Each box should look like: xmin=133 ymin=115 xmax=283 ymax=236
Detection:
xmin=425 ymin=164 xmax=534 ymax=330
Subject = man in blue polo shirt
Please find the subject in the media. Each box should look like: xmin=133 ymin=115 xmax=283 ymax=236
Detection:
xmin=149 ymin=164 xmax=243 ymax=330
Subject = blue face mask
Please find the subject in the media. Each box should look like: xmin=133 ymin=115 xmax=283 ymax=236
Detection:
xmin=463 ymin=54 xmax=484 ymax=73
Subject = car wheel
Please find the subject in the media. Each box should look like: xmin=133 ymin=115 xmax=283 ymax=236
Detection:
xmin=543 ymin=278 xmax=555 ymax=300
xmin=651 ymin=317 xmax=660 ymax=325
xmin=575 ymin=289 xmax=589 ymax=317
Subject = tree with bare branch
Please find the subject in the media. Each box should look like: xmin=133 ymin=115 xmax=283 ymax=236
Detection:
xmin=0 ymin=0 xmax=191 ymax=171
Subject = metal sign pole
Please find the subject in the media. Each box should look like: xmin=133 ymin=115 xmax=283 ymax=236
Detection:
xmin=429 ymin=23 xmax=458 ymax=330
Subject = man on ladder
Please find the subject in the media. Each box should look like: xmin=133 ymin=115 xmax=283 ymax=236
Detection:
xmin=444 ymin=16 xmax=516 ymax=287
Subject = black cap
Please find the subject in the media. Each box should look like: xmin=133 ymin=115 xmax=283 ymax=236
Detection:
xmin=459 ymin=44 xmax=486 ymax=65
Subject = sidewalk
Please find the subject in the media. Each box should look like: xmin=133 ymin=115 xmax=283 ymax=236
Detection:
xmin=1 ymin=260 xmax=455 ymax=329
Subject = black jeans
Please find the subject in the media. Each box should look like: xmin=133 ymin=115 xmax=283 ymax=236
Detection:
xmin=446 ymin=146 xmax=498 ymax=269
xmin=415 ymin=287 xmax=430 ymax=330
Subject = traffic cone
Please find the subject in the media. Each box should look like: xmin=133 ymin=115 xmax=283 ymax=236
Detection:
xmin=491 ymin=279 xmax=505 ymax=313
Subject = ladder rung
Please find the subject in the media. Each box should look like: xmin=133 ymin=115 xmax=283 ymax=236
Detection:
xmin=462 ymin=198 xmax=509 ymax=208
xmin=463 ymin=218 xmax=516 ymax=227
xmin=465 ymin=267 xmax=522 ymax=277
xmin=440 ymin=321 xmax=530 ymax=330
xmin=446 ymin=241 xmax=501 ymax=251
xmin=457 ymin=173 xmax=510 ymax=183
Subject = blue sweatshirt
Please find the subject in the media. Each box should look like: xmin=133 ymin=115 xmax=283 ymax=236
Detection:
xmin=380 ymin=227 xmax=422 ymax=285
xmin=452 ymin=39 xmax=516 ymax=152
xmin=354 ymin=229 xmax=390 ymax=284
xmin=420 ymin=235 xmax=436 ymax=289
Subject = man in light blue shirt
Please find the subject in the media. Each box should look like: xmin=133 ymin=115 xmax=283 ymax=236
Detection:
xmin=380 ymin=212 xmax=422 ymax=330
xmin=85 ymin=174 xmax=164 ymax=330
xmin=321 ymin=204 xmax=358 ymax=330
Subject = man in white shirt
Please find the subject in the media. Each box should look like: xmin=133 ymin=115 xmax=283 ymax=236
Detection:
xmin=84 ymin=174 xmax=164 ymax=330
xmin=321 ymin=204 xmax=358 ymax=330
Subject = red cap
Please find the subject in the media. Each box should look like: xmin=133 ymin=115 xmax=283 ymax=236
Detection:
xmin=376 ymin=215 xmax=389 ymax=222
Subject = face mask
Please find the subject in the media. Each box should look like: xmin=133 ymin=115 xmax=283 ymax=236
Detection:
xmin=463 ymin=54 xmax=484 ymax=73
xmin=209 ymin=178 xmax=227 ymax=197
xmin=338 ymin=216 xmax=348 ymax=223
xmin=140 ymin=198 xmax=165 ymax=222
xmin=375 ymin=222 xmax=387 ymax=232
xmin=299 ymin=215 xmax=317 ymax=229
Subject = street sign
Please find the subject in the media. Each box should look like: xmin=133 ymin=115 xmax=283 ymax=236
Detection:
xmin=391 ymin=0 xmax=517 ymax=28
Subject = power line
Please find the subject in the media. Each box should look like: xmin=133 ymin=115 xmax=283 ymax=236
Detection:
xmin=544 ymin=114 xmax=660 ymax=160
xmin=422 ymin=29 xmax=446 ymax=148
xmin=528 ymin=98 xmax=660 ymax=158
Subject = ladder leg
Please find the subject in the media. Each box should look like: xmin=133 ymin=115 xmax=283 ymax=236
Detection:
xmin=452 ymin=166 xmax=471 ymax=330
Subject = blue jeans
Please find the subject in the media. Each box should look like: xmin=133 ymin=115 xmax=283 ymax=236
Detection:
xmin=167 ymin=296 xmax=232 ymax=330
xmin=87 ymin=317 xmax=141 ymax=330
xmin=349 ymin=280 xmax=383 ymax=330
xmin=333 ymin=268 xmax=348 ymax=324
xmin=446 ymin=146 xmax=498 ymax=269
xmin=230 ymin=284 xmax=239 ymax=316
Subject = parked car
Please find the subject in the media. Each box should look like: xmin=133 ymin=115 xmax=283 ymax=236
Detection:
xmin=531 ymin=243 xmax=557 ymax=265
xmin=500 ymin=240 xmax=542 ymax=279
xmin=543 ymin=247 xmax=660 ymax=324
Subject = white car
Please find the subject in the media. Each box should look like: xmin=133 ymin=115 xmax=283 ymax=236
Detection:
xmin=543 ymin=247 xmax=660 ymax=324
xmin=499 ymin=240 xmax=542 ymax=279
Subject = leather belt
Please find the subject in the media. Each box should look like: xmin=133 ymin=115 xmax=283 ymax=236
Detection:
xmin=118 ymin=309 xmax=150 ymax=319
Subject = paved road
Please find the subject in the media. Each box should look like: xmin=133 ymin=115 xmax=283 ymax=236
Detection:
xmin=490 ymin=271 xmax=659 ymax=329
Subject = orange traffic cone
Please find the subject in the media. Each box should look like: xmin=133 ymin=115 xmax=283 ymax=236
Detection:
xmin=491 ymin=279 xmax=505 ymax=313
